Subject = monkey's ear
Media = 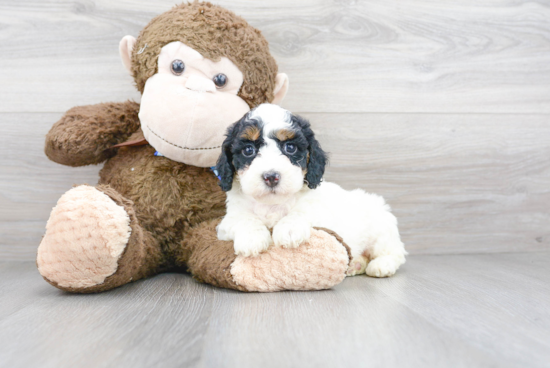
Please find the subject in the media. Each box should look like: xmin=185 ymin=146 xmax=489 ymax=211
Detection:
xmin=305 ymin=135 xmax=328 ymax=189
xmin=271 ymin=73 xmax=289 ymax=105
xmin=119 ymin=35 xmax=137 ymax=74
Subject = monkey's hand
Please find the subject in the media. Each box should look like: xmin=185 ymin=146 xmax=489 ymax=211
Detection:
xmin=45 ymin=100 xmax=141 ymax=167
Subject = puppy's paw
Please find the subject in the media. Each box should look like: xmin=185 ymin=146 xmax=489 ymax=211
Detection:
xmin=366 ymin=255 xmax=400 ymax=278
xmin=216 ymin=219 xmax=233 ymax=241
xmin=233 ymin=226 xmax=273 ymax=257
xmin=346 ymin=256 xmax=368 ymax=276
xmin=272 ymin=217 xmax=311 ymax=249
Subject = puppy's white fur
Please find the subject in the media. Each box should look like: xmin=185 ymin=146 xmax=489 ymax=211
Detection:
xmin=217 ymin=104 xmax=407 ymax=277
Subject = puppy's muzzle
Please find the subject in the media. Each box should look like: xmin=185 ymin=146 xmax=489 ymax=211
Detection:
xmin=262 ymin=171 xmax=280 ymax=188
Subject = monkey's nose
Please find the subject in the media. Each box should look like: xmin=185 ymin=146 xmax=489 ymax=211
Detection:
xmin=185 ymin=75 xmax=216 ymax=93
xmin=263 ymin=171 xmax=280 ymax=188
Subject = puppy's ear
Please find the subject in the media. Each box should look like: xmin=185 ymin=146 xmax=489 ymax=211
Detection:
xmin=292 ymin=115 xmax=328 ymax=189
xmin=216 ymin=148 xmax=234 ymax=192
xmin=305 ymin=136 xmax=328 ymax=189
xmin=215 ymin=118 xmax=242 ymax=191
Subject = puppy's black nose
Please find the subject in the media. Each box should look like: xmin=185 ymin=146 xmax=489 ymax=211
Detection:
xmin=263 ymin=171 xmax=280 ymax=188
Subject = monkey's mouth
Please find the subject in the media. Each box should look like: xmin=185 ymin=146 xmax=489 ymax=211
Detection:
xmin=143 ymin=124 xmax=222 ymax=151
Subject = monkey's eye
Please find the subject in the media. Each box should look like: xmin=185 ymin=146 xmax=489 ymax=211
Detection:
xmin=242 ymin=145 xmax=256 ymax=157
xmin=284 ymin=143 xmax=297 ymax=155
xmin=171 ymin=59 xmax=185 ymax=75
xmin=213 ymin=73 xmax=228 ymax=88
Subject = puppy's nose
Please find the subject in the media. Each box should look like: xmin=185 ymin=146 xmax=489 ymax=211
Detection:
xmin=263 ymin=171 xmax=280 ymax=188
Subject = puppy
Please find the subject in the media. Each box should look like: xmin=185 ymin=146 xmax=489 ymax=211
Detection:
xmin=215 ymin=104 xmax=407 ymax=277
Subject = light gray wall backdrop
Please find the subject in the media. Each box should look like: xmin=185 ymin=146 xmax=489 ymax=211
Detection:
xmin=1 ymin=0 xmax=549 ymax=260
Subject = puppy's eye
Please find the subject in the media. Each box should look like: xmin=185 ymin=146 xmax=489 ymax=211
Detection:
xmin=284 ymin=143 xmax=297 ymax=155
xmin=213 ymin=73 xmax=228 ymax=88
xmin=171 ymin=59 xmax=185 ymax=75
xmin=242 ymin=145 xmax=256 ymax=157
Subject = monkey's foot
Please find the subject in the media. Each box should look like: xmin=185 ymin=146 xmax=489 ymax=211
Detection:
xmin=37 ymin=185 xmax=131 ymax=290
xmin=230 ymin=228 xmax=349 ymax=292
xmin=183 ymin=223 xmax=351 ymax=292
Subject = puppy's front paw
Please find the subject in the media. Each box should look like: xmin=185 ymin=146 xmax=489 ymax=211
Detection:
xmin=216 ymin=219 xmax=233 ymax=241
xmin=366 ymin=255 xmax=400 ymax=278
xmin=233 ymin=226 xmax=273 ymax=257
xmin=272 ymin=217 xmax=311 ymax=249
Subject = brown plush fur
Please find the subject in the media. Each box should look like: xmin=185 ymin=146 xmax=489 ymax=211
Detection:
xmin=45 ymin=101 xmax=141 ymax=167
xmin=132 ymin=1 xmax=277 ymax=108
xmin=99 ymin=144 xmax=227 ymax=264
xmin=182 ymin=219 xmax=246 ymax=291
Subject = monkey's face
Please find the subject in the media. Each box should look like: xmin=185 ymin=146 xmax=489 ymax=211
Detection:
xmin=137 ymin=41 xmax=251 ymax=167
xmin=119 ymin=2 xmax=289 ymax=168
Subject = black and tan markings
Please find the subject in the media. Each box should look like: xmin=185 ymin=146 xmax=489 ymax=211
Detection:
xmin=240 ymin=125 xmax=261 ymax=141
xmin=216 ymin=111 xmax=328 ymax=192
xmin=216 ymin=114 xmax=264 ymax=191
xmin=274 ymin=128 xmax=296 ymax=142
xmin=268 ymin=127 xmax=308 ymax=169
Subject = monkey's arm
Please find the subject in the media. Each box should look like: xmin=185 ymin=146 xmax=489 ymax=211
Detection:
xmin=45 ymin=101 xmax=141 ymax=167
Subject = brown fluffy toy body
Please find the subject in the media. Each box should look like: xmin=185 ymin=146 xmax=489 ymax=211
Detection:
xmin=37 ymin=2 xmax=351 ymax=293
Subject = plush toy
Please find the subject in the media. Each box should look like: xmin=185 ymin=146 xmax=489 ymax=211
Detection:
xmin=37 ymin=1 xmax=351 ymax=293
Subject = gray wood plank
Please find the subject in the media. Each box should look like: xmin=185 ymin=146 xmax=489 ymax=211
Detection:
xmin=0 ymin=262 xmax=50 ymax=320
xmin=2 ymin=112 xmax=548 ymax=260
xmin=2 ymin=254 xmax=550 ymax=367
xmin=199 ymin=281 xmax=509 ymax=368
xmin=0 ymin=0 xmax=549 ymax=113
xmin=366 ymin=252 xmax=550 ymax=368
xmin=0 ymin=267 xmax=215 ymax=368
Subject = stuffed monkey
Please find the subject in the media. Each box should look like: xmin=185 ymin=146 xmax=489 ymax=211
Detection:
xmin=37 ymin=2 xmax=351 ymax=293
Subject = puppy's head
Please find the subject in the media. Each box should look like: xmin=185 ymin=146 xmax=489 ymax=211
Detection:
xmin=216 ymin=104 xmax=328 ymax=202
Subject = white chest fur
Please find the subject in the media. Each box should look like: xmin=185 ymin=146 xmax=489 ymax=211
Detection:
xmin=252 ymin=198 xmax=297 ymax=229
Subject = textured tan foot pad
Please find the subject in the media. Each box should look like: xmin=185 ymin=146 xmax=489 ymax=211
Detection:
xmin=37 ymin=185 xmax=131 ymax=289
xmin=230 ymin=229 xmax=349 ymax=292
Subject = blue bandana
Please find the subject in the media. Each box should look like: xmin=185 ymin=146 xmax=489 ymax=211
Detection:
xmin=210 ymin=166 xmax=221 ymax=181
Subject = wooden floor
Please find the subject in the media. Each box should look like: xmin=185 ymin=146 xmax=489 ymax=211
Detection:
xmin=1 ymin=1 xmax=550 ymax=367
xmin=1 ymin=253 xmax=549 ymax=368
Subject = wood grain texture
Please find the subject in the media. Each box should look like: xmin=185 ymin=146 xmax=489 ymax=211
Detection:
xmin=0 ymin=113 xmax=100 ymax=259
xmin=2 ymin=112 xmax=548 ymax=260
xmin=307 ymin=112 xmax=550 ymax=255
xmin=1 ymin=1 xmax=549 ymax=257
xmin=1 ymin=253 xmax=549 ymax=367
xmin=0 ymin=0 xmax=549 ymax=113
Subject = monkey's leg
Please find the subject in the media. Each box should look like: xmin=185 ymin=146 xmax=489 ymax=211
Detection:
xmin=178 ymin=220 xmax=351 ymax=292
xmin=37 ymin=185 xmax=163 ymax=293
